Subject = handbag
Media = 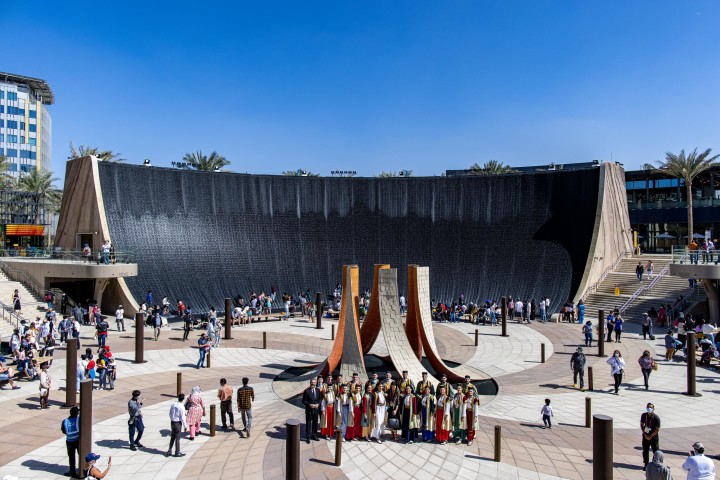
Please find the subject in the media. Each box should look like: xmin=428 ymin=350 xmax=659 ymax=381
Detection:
xmin=387 ymin=418 xmax=400 ymax=430
xmin=651 ymin=362 xmax=659 ymax=371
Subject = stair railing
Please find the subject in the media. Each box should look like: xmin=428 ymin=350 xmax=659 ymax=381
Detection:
xmin=619 ymin=262 xmax=671 ymax=314
xmin=0 ymin=260 xmax=45 ymax=301
xmin=578 ymin=250 xmax=633 ymax=303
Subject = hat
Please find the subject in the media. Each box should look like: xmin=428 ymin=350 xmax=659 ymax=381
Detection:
xmin=692 ymin=442 xmax=704 ymax=451
xmin=577 ymin=347 xmax=583 ymax=351
xmin=118 ymin=304 xmax=123 ymax=308
xmin=643 ymin=312 xmax=649 ymax=316
xmin=104 ymin=346 xmax=110 ymax=351
xmin=85 ymin=452 xmax=100 ymax=462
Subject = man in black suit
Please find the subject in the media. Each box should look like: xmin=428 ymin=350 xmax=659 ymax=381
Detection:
xmin=302 ymin=378 xmax=322 ymax=443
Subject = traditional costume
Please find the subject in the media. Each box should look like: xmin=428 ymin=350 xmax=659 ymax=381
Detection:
xmin=463 ymin=392 xmax=481 ymax=445
xmin=320 ymin=383 xmax=336 ymax=437
xmin=386 ymin=389 xmax=400 ymax=441
xmin=451 ymin=391 xmax=466 ymax=443
xmin=399 ymin=392 xmax=418 ymax=443
xmin=360 ymin=391 xmax=375 ymax=439
xmin=372 ymin=390 xmax=387 ymax=442
xmin=420 ymin=393 xmax=436 ymax=443
xmin=350 ymin=391 xmax=363 ymax=439
xmin=416 ymin=378 xmax=435 ymax=396
xmin=334 ymin=390 xmax=354 ymax=440
xmin=435 ymin=393 xmax=452 ymax=443
xmin=398 ymin=377 xmax=415 ymax=393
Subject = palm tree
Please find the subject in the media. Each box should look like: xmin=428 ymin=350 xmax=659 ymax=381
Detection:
xmin=469 ymin=160 xmax=515 ymax=175
xmin=182 ymin=150 xmax=230 ymax=171
xmin=377 ymin=170 xmax=413 ymax=178
xmin=17 ymin=168 xmax=62 ymax=215
xmin=0 ymin=155 xmax=14 ymax=189
xmin=69 ymin=142 xmax=125 ymax=162
xmin=282 ymin=170 xmax=320 ymax=177
xmin=656 ymin=148 xmax=720 ymax=245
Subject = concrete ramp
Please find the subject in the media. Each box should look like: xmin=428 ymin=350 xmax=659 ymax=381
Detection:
xmin=378 ymin=268 xmax=438 ymax=386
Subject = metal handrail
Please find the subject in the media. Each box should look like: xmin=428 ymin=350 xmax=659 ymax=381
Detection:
xmin=0 ymin=298 xmax=28 ymax=330
xmin=0 ymin=260 xmax=45 ymax=300
xmin=578 ymin=250 xmax=633 ymax=302
xmin=0 ymin=248 xmax=136 ymax=264
xmin=619 ymin=263 xmax=670 ymax=314
xmin=665 ymin=287 xmax=702 ymax=324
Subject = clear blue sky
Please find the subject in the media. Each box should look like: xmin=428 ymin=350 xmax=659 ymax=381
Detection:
xmin=3 ymin=1 xmax=719 ymax=180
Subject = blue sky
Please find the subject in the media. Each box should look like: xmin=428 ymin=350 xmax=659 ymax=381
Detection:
xmin=3 ymin=1 xmax=719 ymax=179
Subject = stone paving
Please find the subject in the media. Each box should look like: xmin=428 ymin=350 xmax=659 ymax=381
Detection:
xmin=0 ymin=316 xmax=718 ymax=480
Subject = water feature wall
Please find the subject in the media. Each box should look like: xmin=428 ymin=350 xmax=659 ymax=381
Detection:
xmin=97 ymin=162 xmax=600 ymax=313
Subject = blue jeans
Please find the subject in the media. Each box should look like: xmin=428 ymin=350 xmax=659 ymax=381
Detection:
xmin=541 ymin=311 xmax=547 ymax=322
xmin=585 ymin=333 xmax=593 ymax=346
xmin=197 ymin=348 xmax=206 ymax=368
xmin=129 ymin=417 xmax=144 ymax=446
xmin=341 ymin=405 xmax=350 ymax=438
xmin=98 ymin=334 xmax=106 ymax=348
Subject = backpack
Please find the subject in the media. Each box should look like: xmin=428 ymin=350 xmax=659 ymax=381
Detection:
xmin=97 ymin=322 xmax=108 ymax=333
xmin=45 ymin=293 xmax=52 ymax=302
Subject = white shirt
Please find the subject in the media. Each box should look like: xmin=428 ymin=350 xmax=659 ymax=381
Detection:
xmin=515 ymin=301 xmax=523 ymax=312
xmin=169 ymin=401 xmax=188 ymax=428
xmin=606 ymin=356 xmax=625 ymax=375
xmin=541 ymin=405 xmax=553 ymax=416
xmin=115 ymin=308 xmax=124 ymax=320
xmin=545 ymin=299 xmax=551 ymax=308
xmin=399 ymin=296 xmax=406 ymax=307
xmin=681 ymin=454 xmax=716 ymax=480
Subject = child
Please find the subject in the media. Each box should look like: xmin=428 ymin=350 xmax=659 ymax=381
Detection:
xmin=541 ymin=398 xmax=553 ymax=429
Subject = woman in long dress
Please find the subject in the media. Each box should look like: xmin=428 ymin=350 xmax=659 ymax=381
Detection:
xmin=320 ymin=375 xmax=335 ymax=438
xmin=186 ymin=386 xmax=206 ymax=439
xmin=360 ymin=384 xmax=375 ymax=441
xmin=386 ymin=383 xmax=400 ymax=442
xmin=399 ymin=385 xmax=418 ymax=444
xmin=435 ymin=386 xmax=452 ymax=444
xmin=451 ymin=385 xmax=466 ymax=444
xmin=463 ymin=389 xmax=481 ymax=446
xmin=420 ymin=386 xmax=435 ymax=443
xmin=372 ymin=383 xmax=387 ymax=443
xmin=334 ymin=384 xmax=354 ymax=441
xmin=350 ymin=384 xmax=363 ymax=440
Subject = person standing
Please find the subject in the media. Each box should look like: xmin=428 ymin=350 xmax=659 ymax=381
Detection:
xmin=645 ymin=451 xmax=673 ymax=480
xmin=335 ymin=384 xmax=353 ymax=442
xmin=399 ymin=295 xmax=407 ymax=314
xmin=95 ymin=317 xmax=109 ymax=348
xmin=541 ymin=398 xmax=553 ymax=429
xmin=399 ymin=385 xmax=418 ymax=444
xmin=320 ymin=375 xmax=336 ymax=439
xmin=360 ymin=384 xmax=375 ymax=441
xmin=186 ymin=386 xmax=206 ymax=440
xmin=577 ymin=299 xmax=585 ymax=324
xmin=38 ymin=362 xmax=52 ymax=409
xmin=682 ymin=442 xmax=715 ymax=479
xmin=640 ymin=403 xmax=661 ymax=472
xmin=451 ymin=385 xmax=466 ymax=444
xmin=638 ymin=350 xmax=656 ymax=391
xmin=61 ymin=406 xmax=81 ymax=478
xmin=539 ymin=298 xmax=547 ymax=323
xmin=182 ymin=312 xmax=192 ymax=341
xmin=371 ymin=383 xmax=387 ymax=443
xmin=196 ymin=333 xmax=210 ymax=369
xmin=153 ymin=312 xmax=162 ymax=341
xmin=614 ymin=315 xmax=624 ymax=343
xmin=419 ymin=386 xmax=435 ymax=443
xmin=218 ymin=378 xmax=234 ymax=430
xmin=642 ymin=313 xmax=653 ymax=340
xmin=237 ymin=377 xmax=255 ymax=437
xmin=636 ymin=262 xmax=645 ymax=282
xmin=167 ymin=393 xmax=187 ymax=457
xmin=571 ymin=347 xmax=587 ymax=391
xmin=82 ymin=453 xmax=111 ymax=480
xmin=302 ymin=378 xmax=322 ymax=443
xmin=583 ymin=321 xmax=594 ymax=347
xmin=115 ymin=304 xmax=125 ymax=332
xmin=606 ymin=311 xmax=615 ymax=343
xmin=128 ymin=390 xmax=145 ymax=450
xmin=607 ymin=350 xmax=625 ymax=395
xmin=434 ymin=386 xmax=452 ymax=445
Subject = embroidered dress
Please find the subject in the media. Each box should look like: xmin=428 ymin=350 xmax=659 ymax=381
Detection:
xmin=372 ymin=391 xmax=387 ymax=439
xmin=452 ymin=393 xmax=466 ymax=441
xmin=335 ymin=393 xmax=354 ymax=439
xmin=320 ymin=386 xmax=335 ymax=436
xmin=463 ymin=395 xmax=481 ymax=441
xmin=420 ymin=394 xmax=435 ymax=442
xmin=435 ymin=394 xmax=452 ymax=442
xmin=399 ymin=394 xmax=418 ymax=442
xmin=350 ymin=393 xmax=363 ymax=439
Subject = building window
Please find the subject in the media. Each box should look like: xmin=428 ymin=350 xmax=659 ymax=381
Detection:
xmin=19 ymin=164 xmax=33 ymax=172
xmin=6 ymin=149 xmax=18 ymax=158
xmin=20 ymin=122 xmax=25 ymax=130
xmin=6 ymin=120 xmax=18 ymax=129
xmin=29 ymin=124 xmax=36 ymax=133
xmin=7 ymin=92 xmax=18 ymax=101
xmin=28 ymin=137 xmax=36 ymax=146
xmin=0 ymin=90 xmax=4 ymax=99
xmin=20 ymin=136 xmax=25 ymax=144
xmin=6 ymin=135 xmax=18 ymax=144
xmin=0 ymin=134 xmax=3 ymax=142
xmin=28 ymin=109 xmax=36 ymax=119
xmin=0 ymin=105 xmax=3 ymax=114
xmin=19 ymin=150 xmax=35 ymax=159
xmin=7 ymin=162 xmax=17 ymax=171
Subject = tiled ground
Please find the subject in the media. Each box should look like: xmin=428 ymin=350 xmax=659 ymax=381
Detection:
xmin=0 ymin=315 xmax=718 ymax=480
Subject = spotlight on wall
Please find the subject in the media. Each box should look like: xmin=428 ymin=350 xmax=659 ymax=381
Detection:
xmin=591 ymin=159 xmax=600 ymax=167
xmin=547 ymin=163 xmax=556 ymax=171
xmin=214 ymin=166 xmax=220 ymax=171
xmin=143 ymin=159 xmax=151 ymax=166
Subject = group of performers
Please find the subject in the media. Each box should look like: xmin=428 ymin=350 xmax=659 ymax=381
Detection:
xmin=304 ymin=370 xmax=482 ymax=445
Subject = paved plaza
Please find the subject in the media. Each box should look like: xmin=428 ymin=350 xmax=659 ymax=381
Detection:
xmin=1 ymin=315 xmax=719 ymax=480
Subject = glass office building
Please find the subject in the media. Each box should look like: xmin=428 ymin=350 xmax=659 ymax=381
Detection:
xmin=0 ymin=72 xmax=53 ymax=176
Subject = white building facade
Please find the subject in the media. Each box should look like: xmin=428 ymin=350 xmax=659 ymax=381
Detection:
xmin=0 ymin=72 xmax=53 ymax=176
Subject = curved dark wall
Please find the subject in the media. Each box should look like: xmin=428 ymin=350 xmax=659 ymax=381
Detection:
xmin=98 ymin=163 xmax=599 ymax=313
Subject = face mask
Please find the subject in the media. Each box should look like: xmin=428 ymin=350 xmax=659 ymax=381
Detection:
xmin=647 ymin=407 xmax=653 ymax=413
xmin=614 ymin=354 xmax=619 ymax=358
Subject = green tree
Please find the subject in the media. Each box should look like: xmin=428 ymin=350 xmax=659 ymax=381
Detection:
xmin=17 ymin=168 xmax=62 ymax=214
xmin=281 ymin=170 xmax=320 ymax=177
xmin=469 ymin=160 xmax=515 ymax=175
xmin=377 ymin=170 xmax=413 ymax=178
xmin=0 ymin=155 xmax=14 ymax=189
xmin=656 ymin=148 xmax=720 ymax=245
xmin=69 ymin=142 xmax=125 ymax=162
xmin=182 ymin=150 xmax=230 ymax=171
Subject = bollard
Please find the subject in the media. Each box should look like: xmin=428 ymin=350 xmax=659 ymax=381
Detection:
xmin=210 ymin=405 xmax=216 ymax=437
xmin=134 ymin=312 xmax=146 ymax=363
xmin=206 ymin=350 xmax=211 ymax=368
xmin=286 ymin=419 xmax=300 ymax=480
xmin=224 ymin=298 xmax=233 ymax=339
xmin=592 ymin=415 xmax=613 ymax=480
xmin=263 ymin=331 xmax=267 ymax=349
xmin=686 ymin=331 xmax=701 ymax=396
xmin=588 ymin=366 xmax=594 ymax=391
xmin=501 ymin=297 xmax=508 ymax=337
xmin=315 ymin=292 xmax=323 ymax=329
xmin=65 ymin=337 xmax=78 ymax=407
xmin=598 ymin=310 xmax=606 ymax=357
xmin=79 ymin=380 xmax=93 ymax=466
xmin=541 ymin=343 xmax=546 ymax=363
xmin=331 ymin=324 xmax=335 ymax=340
xmin=176 ymin=372 xmax=182 ymax=398
xmin=335 ymin=430 xmax=342 ymax=466
xmin=494 ymin=425 xmax=502 ymax=462
xmin=585 ymin=397 xmax=591 ymax=428
xmin=475 ymin=329 xmax=479 ymax=346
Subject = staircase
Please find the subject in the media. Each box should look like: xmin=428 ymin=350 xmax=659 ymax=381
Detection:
xmin=0 ymin=269 xmax=47 ymax=340
xmin=582 ymin=254 xmax=706 ymax=321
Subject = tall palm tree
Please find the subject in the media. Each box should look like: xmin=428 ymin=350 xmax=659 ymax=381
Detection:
xmin=0 ymin=155 xmax=14 ymax=189
xmin=182 ymin=150 xmax=230 ymax=171
xmin=656 ymin=148 xmax=720 ymax=245
xmin=17 ymin=168 xmax=62 ymax=215
xmin=469 ymin=160 xmax=514 ymax=175
xmin=69 ymin=142 xmax=126 ymax=162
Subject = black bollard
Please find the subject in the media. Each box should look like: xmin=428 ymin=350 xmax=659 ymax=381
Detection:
xmin=79 ymin=380 xmax=93 ymax=466
xmin=286 ymin=419 xmax=300 ymax=480
xmin=206 ymin=350 xmax=211 ymax=368
xmin=588 ymin=366 xmax=594 ymax=391
xmin=592 ymin=415 xmax=613 ymax=480
xmin=210 ymin=405 xmax=216 ymax=437
xmin=585 ymin=397 xmax=591 ymax=428
xmin=176 ymin=372 xmax=182 ymax=398
xmin=335 ymin=430 xmax=342 ymax=466
xmin=597 ymin=310 xmax=606 ymax=357
xmin=494 ymin=425 xmax=502 ymax=462
xmin=686 ymin=331 xmax=701 ymax=396
xmin=475 ymin=329 xmax=479 ymax=346
xmin=331 ymin=324 xmax=335 ymax=340
xmin=315 ymin=292 xmax=323 ymax=329
xmin=134 ymin=312 xmax=146 ymax=363
xmin=263 ymin=331 xmax=267 ymax=349
xmin=501 ymin=297 xmax=508 ymax=337
xmin=65 ymin=337 xmax=78 ymax=407
xmin=224 ymin=298 xmax=233 ymax=339
xmin=541 ymin=343 xmax=546 ymax=363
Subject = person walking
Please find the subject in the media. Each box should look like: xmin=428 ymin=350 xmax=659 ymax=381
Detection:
xmin=167 ymin=393 xmax=188 ymax=457
xmin=614 ymin=315 xmax=624 ymax=343
xmin=38 ymin=362 xmax=52 ymax=409
xmin=302 ymin=378 xmax=322 ymax=443
xmin=638 ymin=350 xmax=657 ymax=390
xmin=645 ymin=451 xmax=673 ymax=480
xmin=636 ymin=262 xmax=645 ymax=282
xmin=186 ymin=386 xmax=206 ymax=440
xmin=642 ymin=313 xmax=653 ymax=340
xmin=152 ymin=312 xmax=162 ymax=341
xmin=541 ymin=398 xmax=553 ymax=429
xmin=681 ymin=442 xmax=715 ymax=479
xmin=607 ymin=350 xmax=626 ymax=394
xmin=61 ymin=406 xmax=81 ymax=478
xmin=641 ymin=403 xmax=661 ymax=472
xmin=646 ymin=260 xmax=655 ymax=280
xmin=115 ymin=304 xmax=125 ymax=332
xmin=182 ymin=313 xmax=192 ymax=341
xmin=583 ymin=321 xmax=594 ymax=347
xmin=237 ymin=377 xmax=255 ymax=438
xmin=218 ymin=378 xmax=234 ymax=430
xmin=196 ymin=333 xmax=210 ymax=368
xmin=128 ymin=390 xmax=145 ymax=450
xmin=570 ymin=347 xmax=587 ymax=391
